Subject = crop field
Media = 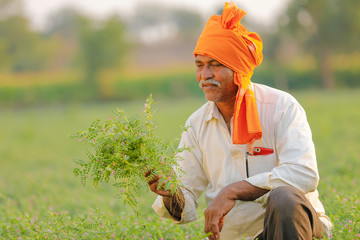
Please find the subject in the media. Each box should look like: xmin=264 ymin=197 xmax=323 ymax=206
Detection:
xmin=0 ymin=89 xmax=359 ymax=239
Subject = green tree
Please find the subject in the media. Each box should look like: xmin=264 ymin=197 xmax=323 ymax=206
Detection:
xmin=0 ymin=15 xmax=51 ymax=72
xmin=77 ymin=15 xmax=130 ymax=97
xmin=45 ymin=8 xmax=130 ymax=98
xmin=279 ymin=0 xmax=360 ymax=89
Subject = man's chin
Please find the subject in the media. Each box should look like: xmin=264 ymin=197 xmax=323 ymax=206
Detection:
xmin=204 ymin=94 xmax=219 ymax=102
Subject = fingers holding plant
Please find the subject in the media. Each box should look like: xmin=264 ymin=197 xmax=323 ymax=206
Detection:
xmin=145 ymin=169 xmax=176 ymax=197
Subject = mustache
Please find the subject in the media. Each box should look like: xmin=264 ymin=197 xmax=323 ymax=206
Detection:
xmin=199 ymin=79 xmax=222 ymax=88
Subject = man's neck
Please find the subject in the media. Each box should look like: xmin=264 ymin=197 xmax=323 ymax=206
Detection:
xmin=216 ymin=101 xmax=235 ymax=132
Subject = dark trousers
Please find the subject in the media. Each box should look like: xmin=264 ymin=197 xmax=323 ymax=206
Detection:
xmin=256 ymin=186 xmax=325 ymax=240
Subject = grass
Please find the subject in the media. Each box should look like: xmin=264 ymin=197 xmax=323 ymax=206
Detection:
xmin=0 ymin=89 xmax=359 ymax=239
xmin=295 ymin=90 xmax=360 ymax=239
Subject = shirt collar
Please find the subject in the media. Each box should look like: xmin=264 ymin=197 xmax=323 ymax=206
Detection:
xmin=205 ymin=101 xmax=222 ymax=122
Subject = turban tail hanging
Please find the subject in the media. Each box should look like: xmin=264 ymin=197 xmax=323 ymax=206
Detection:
xmin=193 ymin=1 xmax=263 ymax=151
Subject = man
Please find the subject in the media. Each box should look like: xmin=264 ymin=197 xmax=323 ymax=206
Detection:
xmin=148 ymin=2 xmax=332 ymax=239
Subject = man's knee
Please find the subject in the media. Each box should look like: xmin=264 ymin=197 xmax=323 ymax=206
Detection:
xmin=265 ymin=186 xmax=325 ymax=239
xmin=267 ymin=185 xmax=305 ymax=216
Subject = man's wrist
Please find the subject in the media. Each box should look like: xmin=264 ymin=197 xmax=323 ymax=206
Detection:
xmin=163 ymin=189 xmax=184 ymax=221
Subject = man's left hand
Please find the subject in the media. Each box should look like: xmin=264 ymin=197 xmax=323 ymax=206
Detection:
xmin=204 ymin=186 xmax=236 ymax=240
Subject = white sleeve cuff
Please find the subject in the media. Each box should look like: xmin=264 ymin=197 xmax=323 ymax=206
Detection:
xmin=245 ymin=172 xmax=271 ymax=190
xmin=152 ymin=195 xmax=175 ymax=220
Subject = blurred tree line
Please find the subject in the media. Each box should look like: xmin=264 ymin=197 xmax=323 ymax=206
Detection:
xmin=0 ymin=0 xmax=203 ymax=73
xmin=0 ymin=0 xmax=51 ymax=71
xmin=0 ymin=0 xmax=359 ymax=106
xmin=0 ymin=0 xmax=204 ymax=100
xmin=263 ymin=0 xmax=360 ymax=90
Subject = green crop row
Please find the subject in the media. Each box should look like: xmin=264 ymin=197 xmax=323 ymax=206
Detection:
xmin=1 ymin=68 xmax=359 ymax=108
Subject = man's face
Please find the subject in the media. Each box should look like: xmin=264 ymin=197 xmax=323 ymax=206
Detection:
xmin=195 ymin=55 xmax=238 ymax=103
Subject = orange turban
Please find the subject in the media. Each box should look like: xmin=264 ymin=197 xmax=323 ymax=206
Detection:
xmin=194 ymin=1 xmax=263 ymax=151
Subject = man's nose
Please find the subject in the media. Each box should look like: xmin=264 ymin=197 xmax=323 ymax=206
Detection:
xmin=201 ymin=66 xmax=214 ymax=80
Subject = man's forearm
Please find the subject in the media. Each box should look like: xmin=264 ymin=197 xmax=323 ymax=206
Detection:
xmin=225 ymin=180 xmax=269 ymax=201
xmin=163 ymin=188 xmax=185 ymax=221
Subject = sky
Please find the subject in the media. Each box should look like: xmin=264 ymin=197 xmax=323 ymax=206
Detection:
xmin=21 ymin=0 xmax=290 ymax=31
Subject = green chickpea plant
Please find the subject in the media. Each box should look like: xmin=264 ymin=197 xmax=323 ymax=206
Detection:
xmin=72 ymin=95 xmax=187 ymax=214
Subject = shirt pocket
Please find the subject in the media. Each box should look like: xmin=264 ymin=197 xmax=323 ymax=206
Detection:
xmin=247 ymin=153 xmax=277 ymax=177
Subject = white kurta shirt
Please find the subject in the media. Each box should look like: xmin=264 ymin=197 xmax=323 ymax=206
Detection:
xmin=153 ymin=83 xmax=332 ymax=240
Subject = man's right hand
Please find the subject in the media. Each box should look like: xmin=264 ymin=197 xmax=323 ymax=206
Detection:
xmin=145 ymin=171 xmax=172 ymax=197
xmin=145 ymin=170 xmax=185 ymax=220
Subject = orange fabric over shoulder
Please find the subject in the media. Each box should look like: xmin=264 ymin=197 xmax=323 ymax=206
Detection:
xmin=194 ymin=1 xmax=263 ymax=151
